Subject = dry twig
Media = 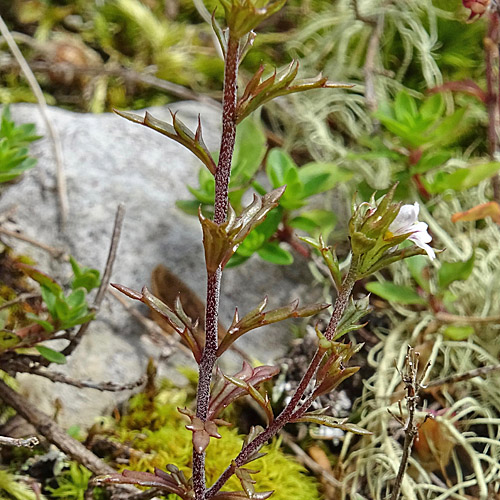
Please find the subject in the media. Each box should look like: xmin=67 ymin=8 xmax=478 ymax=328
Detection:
xmin=0 ymin=15 xmax=69 ymax=226
xmin=0 ymin=434 xmax=39 ymax=448
xmin=7 ymin=360 xmax=146 ymax=392
xmin=389 ymin=346 xmax=427 ymax=500
xmin=62 ymin=203 xmax=125 ymax=357
xmin=0 ymin=292 xmax=39 ymax=311
xmin=424 ymin=363 xmax=500 ymax=389
xmin=0 ymin=226 xmax=65 ymax=258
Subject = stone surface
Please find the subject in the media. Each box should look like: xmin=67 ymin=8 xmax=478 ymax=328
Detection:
xmin=0 ymin=103 xmax=316 ymax=428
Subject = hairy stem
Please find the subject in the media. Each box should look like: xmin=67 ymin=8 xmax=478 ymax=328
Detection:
xmin=192 ymin=34 xmax=240 ymax=500
xmin=206 ymin=266 xmax=358 ymax=498
xmin=486 ymin=12 xmax=500 ymax=201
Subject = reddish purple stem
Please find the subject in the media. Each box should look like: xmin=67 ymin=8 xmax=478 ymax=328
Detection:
xmin=192 ymin=34 xmax=240 ymax=500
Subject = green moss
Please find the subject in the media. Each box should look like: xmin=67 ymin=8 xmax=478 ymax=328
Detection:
xmin=0 ymin=469 xmax=43 ymax=500
xmin=110 ymin=383 xmax=320 ymax=500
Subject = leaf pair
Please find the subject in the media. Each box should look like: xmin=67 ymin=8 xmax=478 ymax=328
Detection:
xmin=200 ymin=187 xmax=285 ymax=273
xmin=218 ymin=298 xmax=329 ymax=355
xmin=237 ymin=61 xmax=352 ymax=123
xmin=209 ymin=362 xmax=279 ymax=424
xmin=112 ymin=283 xmax=206 ymax=362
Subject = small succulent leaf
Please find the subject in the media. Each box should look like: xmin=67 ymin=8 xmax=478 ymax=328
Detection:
xmin=222 ymin=0 xmax=286 ymax=38
xmin=235 ymin=466 xmax=257 ymax=498
xmin=292 ymin=411 xmax=372 ymax=435
xmin=314 ymin=364 xmax=359 ymax=397
xmin=114 ymin=284 xmax=202 ymax=361
xmin=114 ymin=109 xmax=216 ymax=174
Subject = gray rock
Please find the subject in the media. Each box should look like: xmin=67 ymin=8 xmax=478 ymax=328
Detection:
xmin=0 ymin=103 xmax=316 ymax=429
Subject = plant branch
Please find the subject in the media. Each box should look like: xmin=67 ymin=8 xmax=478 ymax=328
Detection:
xmin=0 ymin=226 xmax=65 ymax=258
xmin=423 ymin=363 xmax=500 ymax=389
xmin=390 ymin=346 xmax=421 ymax=500
xmin=0 ymin=378 xmax=115 ymax=475
xmin=0 ymin=14 xmax=69 ymax=227
xmin=485 ymin=12 xmax=500 ymax=201
xmin=61 ymin=203 xmax=125 ymax=357
xmin=6 ymin=360 xmax=146 ymax=392
xmin=0 ymin=434 xmax=39 ymax=448
xmin=192 ymin=34 xmax=240 ymax=500
xmin=206 ymin=266 xmax=358 ymax=498
xmin=0 ymin=293 xmax=39 ymax=311
xmin=364 ymin=14 xmax=384 ymax=115
xmin=435 ymin=311 xmax=500 ymax=324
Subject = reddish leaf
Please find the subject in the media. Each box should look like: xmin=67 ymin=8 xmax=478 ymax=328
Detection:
xmin=451 ymin=201 xmax=500 ymax=224
xmin=428 ymin=80 xmax=487 ymax=103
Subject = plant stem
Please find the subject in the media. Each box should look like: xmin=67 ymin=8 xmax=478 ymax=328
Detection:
xmin=486 ymin=11 xmax=500 ymax=201
xmin=214 ymin=35 xmax=240 ymax=226
xmin=390 ymin=347 xmax=421 ymax=500
xmin=206 ymin=266 xmax=358 ymax=498
xmin=192 ymin=33 xmax=240 ymax=500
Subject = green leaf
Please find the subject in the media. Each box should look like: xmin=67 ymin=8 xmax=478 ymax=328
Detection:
xmin=69 ymin=256 xmax=101 ymax=292
xmin=231 ymin=118 xmax=267 ymax=185
xmin=394 ymin=91 xmax=419 ymax=126
xmin=404 ymin=255 xmax=431 ymax=293
xmin=36 ymin=346 xmax=67 ymax=364
xmin=437 ymin=253 xmax=475 ymax=289
xmin=266 ymin=149 xmax=297 ymax=189
xmin=26 ymin=313 xmax=55 ymax=333
xmin=176 ymin=199 xmax=203 ymax=216
xmin=374 ymin=114 xmax=414 ymax=145
xmin=411 ymin=150 xmax=452 ymax=174
xmin=365 ymin=281 xmax=427 ymax=305
xmin=225 ymin=252 xmax=251 ymax=268
xmin=427 ymin=162 xmax=500 ymax=193
xmin=443 ymin=325 xmax=474 ymax=340
xmin=427 ymin=108 xmax=467 ymax=148
xmin=40 ymin=286 xmax=59 ymax=318
xmin=419 ymin=93 xmax=445 ymax=121
xmin=257 ymin=242 xmax=293 ymax=265
xmin=298 ymin=163 xmax=353 ymax=198
xmin=66 ymin=289 xmax=87 ymax=310
xmin=289 ymin=209 xmax=337 ymax=237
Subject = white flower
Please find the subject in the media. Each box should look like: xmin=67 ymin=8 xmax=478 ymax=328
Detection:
xmin=386 ymin=202 xmax=436 ymax=260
